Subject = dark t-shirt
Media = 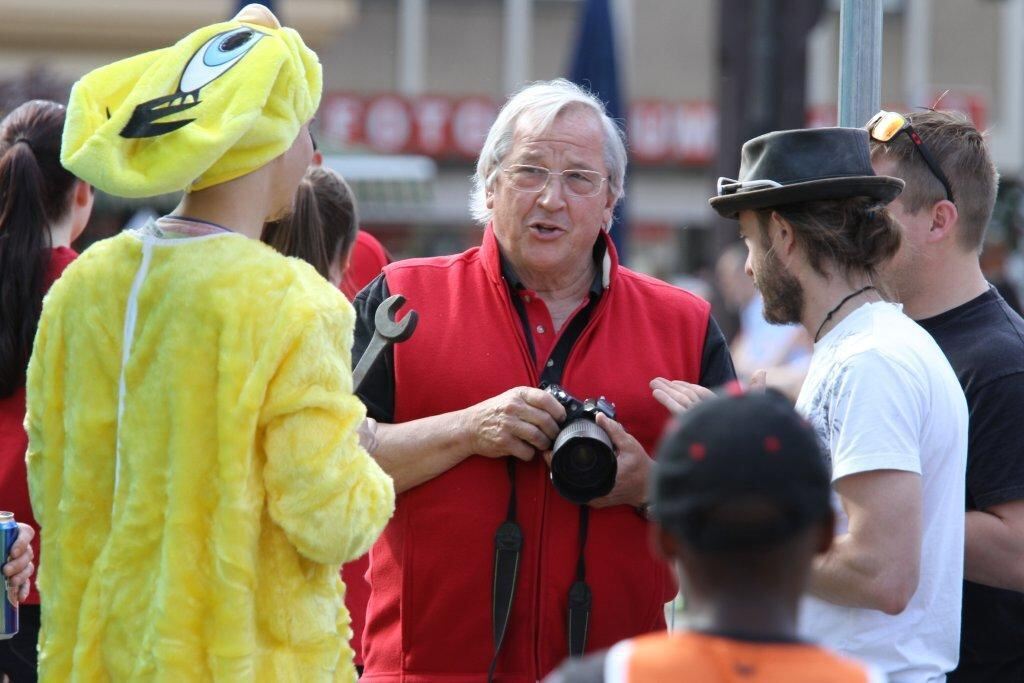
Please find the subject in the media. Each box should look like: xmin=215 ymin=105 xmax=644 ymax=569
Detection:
xmin=917 ymin=287 xmax=1024 ymax=679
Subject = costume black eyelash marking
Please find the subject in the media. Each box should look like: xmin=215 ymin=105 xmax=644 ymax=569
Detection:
xmin=118 ymin=27 xmax=265 ymax=139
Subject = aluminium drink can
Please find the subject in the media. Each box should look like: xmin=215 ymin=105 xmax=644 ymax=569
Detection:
xmin=0 ymin=511 xmax=18 ymax=640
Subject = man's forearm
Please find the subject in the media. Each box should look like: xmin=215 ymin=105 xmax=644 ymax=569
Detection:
xmin=809 ymin=533 xmax=919 ymax=615
xmin=965 ymin=507 xmax=1024 ymax=591
xmin=371 ymin=412 xmax=474 ymax=494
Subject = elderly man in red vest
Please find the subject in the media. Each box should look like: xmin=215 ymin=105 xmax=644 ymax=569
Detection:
xmin=352 ymin=79 xmax=735 ymax=681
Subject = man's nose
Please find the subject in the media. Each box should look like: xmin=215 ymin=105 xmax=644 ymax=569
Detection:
xmin=537 ymin=172 xmax=567 ymax=209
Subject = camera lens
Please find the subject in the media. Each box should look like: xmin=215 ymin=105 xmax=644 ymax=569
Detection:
xmin=569 ymin=448 xmax=596 ymax=471
xmin=550 ymin=418 xmax=617 ymax=504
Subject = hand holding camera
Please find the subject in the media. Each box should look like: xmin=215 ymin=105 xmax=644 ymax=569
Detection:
xmin=541 ymin=384 xmax=653 ymax=508
xmin=464 ymin=386 xmax=566 ymax=462
xmin=583 ymin=413 xmax=652 ymax=510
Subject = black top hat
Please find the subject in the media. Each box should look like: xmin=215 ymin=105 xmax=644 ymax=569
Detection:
xmin=650 ymin=391 xmax=832 ymax=552
xmin=709 ymin=127 xmax=904 ymax=219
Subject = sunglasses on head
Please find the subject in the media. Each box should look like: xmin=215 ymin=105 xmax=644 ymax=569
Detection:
xmin=716 ymin=177 xmax=782 ymax=196
xmin=866 ymin=110 xmax=955 ymax=204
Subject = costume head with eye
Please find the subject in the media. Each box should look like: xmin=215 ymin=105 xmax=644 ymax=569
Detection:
xmin=61 ymin=4 xmax=321 ymax=198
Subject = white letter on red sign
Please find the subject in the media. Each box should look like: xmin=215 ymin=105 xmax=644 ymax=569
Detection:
xmin=365 ymin=96 xmax=413 ymax=153
xmin=413 ymin=97 xmax=452 ymax=155
xmin=321 ymin=95 xmax=364 ymax=149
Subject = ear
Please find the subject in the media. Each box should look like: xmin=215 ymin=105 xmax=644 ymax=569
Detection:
xmin=925 ymin=199 xmax=959 ymax=245
xmin=69 ymin=180 xmax=94 ymax=243
xmin=769 ymin=211 xmax=797 ymax=257
xmin=73 ymin=179 xmax=93 ymax=208
xmin=602 ymin=189 xmax=616 ymax=232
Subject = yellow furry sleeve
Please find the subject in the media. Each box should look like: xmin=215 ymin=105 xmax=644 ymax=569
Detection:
xmin=259 ymin=304 xmax=395 ymax=566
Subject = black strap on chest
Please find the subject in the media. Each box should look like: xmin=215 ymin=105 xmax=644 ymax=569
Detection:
xmin=489 ymin=462 xmax=593 ymax=680
xmin=488 ymin=259 xmax=602 ymax=678
xmin=567 ymin=505 xmax=592 ymax=658
xmin=489 ymin=459 xmax=522 ymax=683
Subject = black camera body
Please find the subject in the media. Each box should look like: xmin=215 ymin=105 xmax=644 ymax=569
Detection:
xmin=543 ymin=383 xmax=617 ymax=504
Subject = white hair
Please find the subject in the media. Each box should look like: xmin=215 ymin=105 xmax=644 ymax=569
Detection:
xmin=469 ymin=78 xmax=627 ymax=229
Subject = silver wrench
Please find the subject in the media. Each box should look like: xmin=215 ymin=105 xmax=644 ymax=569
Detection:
xmin=353 ymin=294 xmax=418 ymax=392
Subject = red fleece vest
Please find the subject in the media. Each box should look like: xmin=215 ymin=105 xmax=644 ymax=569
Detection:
xmin=362 ymin=227 xmax=710 ymax=682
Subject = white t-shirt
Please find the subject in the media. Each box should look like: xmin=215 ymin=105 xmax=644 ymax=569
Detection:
xmin=795 ymin=302 xmax=968 ymax=683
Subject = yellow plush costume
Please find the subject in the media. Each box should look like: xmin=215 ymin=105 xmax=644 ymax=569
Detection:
xmin=61 ymin=6 xmax=321 ymax=197
xmin=27 ymin=230 xmax=394 ymax=681
xmin=30 ymin=9 xmax=393 ymax=680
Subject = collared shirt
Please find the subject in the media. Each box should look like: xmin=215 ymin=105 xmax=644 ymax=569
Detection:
xmin=352 ymin=240 xmax=735 ymax=423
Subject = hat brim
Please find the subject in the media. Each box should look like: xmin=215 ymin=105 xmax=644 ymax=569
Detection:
xmin=709 ymin=176 xmax=905 ymax=219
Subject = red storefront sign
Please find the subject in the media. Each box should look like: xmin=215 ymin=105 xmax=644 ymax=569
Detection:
xmin=807 ymin=92 xmax=987 ymax=130
xmin=628 ymin=101 xmax=717 ymax=164
xmin=319 ymin=92 xmax=986 ymax=165
xmin=320 ymin=93 xmax=501 ymax=160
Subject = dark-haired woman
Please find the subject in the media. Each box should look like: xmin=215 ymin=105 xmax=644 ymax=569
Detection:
xmin=0 ymin=100 xmax=93 ymax=682
xmin=261 ymin=165 xmax=360 ymax=288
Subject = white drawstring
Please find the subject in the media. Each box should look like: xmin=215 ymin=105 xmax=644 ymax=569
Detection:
xmin=114 ymin=240 xmax=154 ymax=492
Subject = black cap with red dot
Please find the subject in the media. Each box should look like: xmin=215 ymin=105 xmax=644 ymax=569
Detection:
xmin=650 ymin=390 xmax=832 ymax=552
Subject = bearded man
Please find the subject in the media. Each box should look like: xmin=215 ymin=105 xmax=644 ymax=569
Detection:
xmin=659 ymin=127 xmax=969 ymax=683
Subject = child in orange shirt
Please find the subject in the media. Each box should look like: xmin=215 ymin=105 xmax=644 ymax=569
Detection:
xmin=547 ymin=391 xmax=883 ymax=683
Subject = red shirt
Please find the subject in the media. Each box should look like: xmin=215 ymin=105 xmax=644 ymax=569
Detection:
xmin=362 ymin=227 xmax=711 ymax=681
xmin=341 ymin=231 xmax=391 ymax=300
xmin=0 ymin=246 xmax=77 ymax=605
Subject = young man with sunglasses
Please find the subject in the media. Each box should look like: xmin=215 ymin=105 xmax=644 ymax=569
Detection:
xmin=689 ymin=127 xmax=967 ymax=683
xmin=870 ymin=110 xmax=1024 ymax=682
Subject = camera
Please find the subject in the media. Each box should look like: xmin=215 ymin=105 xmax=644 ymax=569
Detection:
xmin=543 ymin=383 xmax=617 ymax=504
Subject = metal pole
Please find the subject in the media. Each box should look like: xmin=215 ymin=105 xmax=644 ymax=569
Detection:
xmin=398 ymin=0 xmax=427 ymax=96
xmin=503 ymin=0 xmax=532 ymax=93
xmin=837 ymin=0 xmax=882 ymax=127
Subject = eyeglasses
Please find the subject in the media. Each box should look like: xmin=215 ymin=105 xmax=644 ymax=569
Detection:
xmin=502 ymin=164 xmax=608 ymax=198
xmin=866 ymin=110 xmax=955 ymax=204
xmin=716 ymin=177 xmax=783 ymax=196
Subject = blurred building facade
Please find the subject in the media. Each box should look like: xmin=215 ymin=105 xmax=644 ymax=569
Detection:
xmin=1 ymin=0 xmax=1021 ymax=281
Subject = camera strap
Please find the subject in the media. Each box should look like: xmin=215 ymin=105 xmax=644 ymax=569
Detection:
xmin=489 ymin=459 xmax=522 ymax=683
xmin=567 ymin=505 xmax=591 ymax=658
xmin=488 ymin=468 xmax=595 ymax=679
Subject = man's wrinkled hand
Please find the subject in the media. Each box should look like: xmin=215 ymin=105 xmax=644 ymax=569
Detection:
xmin=3 ymin=523 xmax=35 ymax=604
xmin=586 ymin=413 xmax=650 ymax=509
xmin=464 ymin=387 xmax=566 ymax=462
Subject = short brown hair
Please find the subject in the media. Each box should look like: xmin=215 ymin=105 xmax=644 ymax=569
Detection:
xmin=757 ymin=196 xmax=901 ymax=283
xmin=261 ymin=166 xmax=359 ymax=280
xmin=870 ymin=110 xmax=997 ymax=251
